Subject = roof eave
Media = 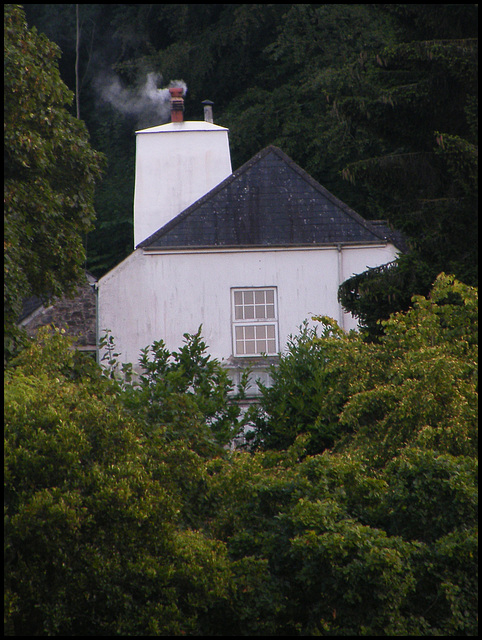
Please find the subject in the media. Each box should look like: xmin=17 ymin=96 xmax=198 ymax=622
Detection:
xmin=141 ymin=240 xmax=395 ymax=253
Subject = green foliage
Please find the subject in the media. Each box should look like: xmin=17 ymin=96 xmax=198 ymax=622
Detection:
xmin=5 ymin=274 xmax=478 ymax=635
xmin=87 ymin=114 xmax=135 ymax=274
xmin=23 ymin=4 xmax=402 ymax=273
xmin=104 ymin=326 xmax=249 ymax=454
xmin=222 ymin=3 xmax=400 ymax=205
xmin=204 ymin=445 xmax=477 ymax=635
xmin=4 ymin=5 xmax=105 ymax=354
xmin=251 ymin=319 xmax=351 ymax=454
xmin=4 ymin=328 xmax=232 ymax=636
xmin=336 ymin=274 xmax=478 ymax=466
xmin=338 ymin=255 xmax=436 ymax=338
xmin=380 ymin=449 xmax=477 ymax=543
xmin=206 ymin=275 xmax=478 ymax=634
xmin=253 ymin=274 xmax=478 ymax=466
xmin=22 ymin=5 xmax=477 ymax=334
xmin=334 ymin=7 xmax=478 ymax=334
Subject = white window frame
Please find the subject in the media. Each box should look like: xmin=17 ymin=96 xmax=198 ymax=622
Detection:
xmin=231 ymin=287 xmax=279 ymax=357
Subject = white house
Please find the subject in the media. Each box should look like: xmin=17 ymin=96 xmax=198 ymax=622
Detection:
xmin=97 ymin=89 xmax=402 ymax=396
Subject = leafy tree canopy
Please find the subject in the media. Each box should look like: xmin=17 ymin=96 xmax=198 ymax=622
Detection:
xmin=100 ymin=325 xmax=250 ymax=455
xmin=335 ymin=5 xmax=477 ymax=335
xmin=5 ymin=329 xmax=233 ymax=636
xmin=252 ymin=274 xmax=477 ymax=464
xmin=4 ymin=4 xmax=105 ymax=353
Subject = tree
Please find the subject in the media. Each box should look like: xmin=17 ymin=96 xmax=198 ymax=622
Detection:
xmin=203 ymin=440 xmax=477 ymax=634
xmin=219 ymin=3 xmax=400 ymax=204
xmin=252 ymin=274 xmax=478 ymax=465
xmin=205 ymin=274 xmax=477 ymax=634
xmin=4 ymin=4 xmax=105 ymax=353
xmin=337 ymin=274 xmax=477 ymax=465
xmin=23 ymin=4 xmax=477 ymax=301
xmin=22 ymin=4 xmax=402 ymax=275
xmin=250 ymin=320 xmax=350 ymax=455
xmin=335 ymin=5 xmax=478 ymax=336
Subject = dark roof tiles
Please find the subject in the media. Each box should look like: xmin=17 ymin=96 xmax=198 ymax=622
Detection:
xmin=139 ymin=145 xmax=402 ymax=250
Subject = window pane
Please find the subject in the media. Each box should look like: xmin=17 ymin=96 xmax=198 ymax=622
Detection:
xmin=236 ymin=341 xmax=245 ymax=355
xmin=267 ymin=340 xmax=276 ymax=353
xmin=267 ymin=325 xmax=275 ymax=339
xmin=245 ymin=326 xmax=255 ymax=339
xmin=266 ymin=290 xmax=274 ymax=304
xmin=234 ymin=291 xmax=243 ymax=306
xmin=266 ymin=304 xmax=275 ymax=318
xmin=255 ymin=305 xmax=266 ymax=319
xmin=256 ymin=325 xmax=266 ymax=339
xmin=244 ymin=291 xmax=253 ymax=304
xmin=255 ymin=290 xmax=265 ymax=304
xmin=245 ymin=341 xmax=255 ymax=354
xmin=245 ymin=305 xmax=254 ymax=319
xmin=235 ymin=306 xmax=244 ymax=320
xmin=256 ymin=340 xmax=267 ymax=353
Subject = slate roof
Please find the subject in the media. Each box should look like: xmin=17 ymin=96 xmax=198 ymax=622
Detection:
xmin=18 ymin=272 xmax=97 ymax=323
xmin=138 ymin=145 xmax=403 ymax=251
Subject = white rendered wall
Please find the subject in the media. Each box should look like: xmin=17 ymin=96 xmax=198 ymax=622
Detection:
xmin=133 ymin=122 xmax=232 ymax=247
xmin=98 ymin=243 xmax=398 ymax=369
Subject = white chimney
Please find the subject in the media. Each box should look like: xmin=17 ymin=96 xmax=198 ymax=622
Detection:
xmin=133 ymin=99 xmax=232 ymax=248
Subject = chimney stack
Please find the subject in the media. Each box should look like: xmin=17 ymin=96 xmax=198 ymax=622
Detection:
xmin=169 ymin=87 xmax=184 ymax=122
xmin=202 ymin=100 xmax=214 ymax=123
xmin=133 ymin=94 xmax=232 ymax=248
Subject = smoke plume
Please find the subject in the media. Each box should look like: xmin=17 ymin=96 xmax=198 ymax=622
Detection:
xmin=95 ymin=71 xmax=187 ymax=128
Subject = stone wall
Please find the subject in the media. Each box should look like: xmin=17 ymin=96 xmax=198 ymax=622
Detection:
xmin=20 ymin=274 xmax=96 ymax=352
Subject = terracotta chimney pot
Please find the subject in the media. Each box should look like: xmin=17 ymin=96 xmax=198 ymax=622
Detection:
xmin=169 ymin=87 xmax=184 ymax=122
